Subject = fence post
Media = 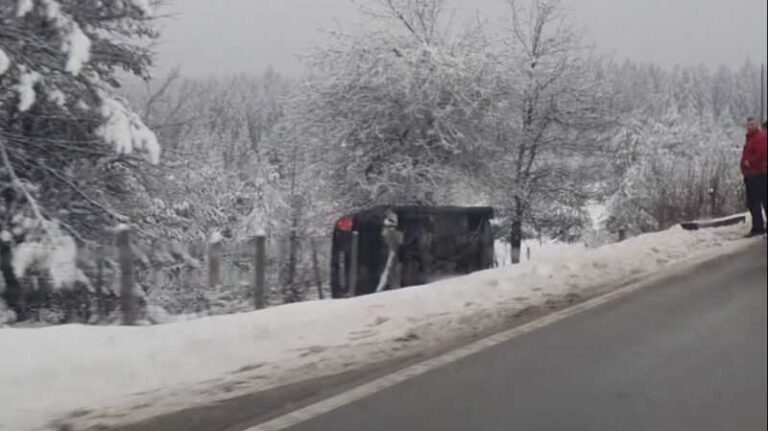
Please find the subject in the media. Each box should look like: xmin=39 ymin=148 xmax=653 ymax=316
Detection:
xmin=348 ymin=231 xmax=359 ymax=297
xmin=95 ymin=246 xmax=105 ymax=320
xmin=286 ymin=228 xmax=298 ymax=301
xmin=116 ymin=225 xmax=136 ymax=325
xmin=149 ymin=239 xmax=159 ymax=300
xmin=310 ymin=237 xmax=324 ymax=299
xmin=252 ymin=235 xmax=266 ymax=310
xmin=208 ymin=236 xmax=222 ymax=290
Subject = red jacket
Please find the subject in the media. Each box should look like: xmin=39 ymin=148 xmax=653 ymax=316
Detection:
xmin=741 ymin=130 xmax=768 ymax=176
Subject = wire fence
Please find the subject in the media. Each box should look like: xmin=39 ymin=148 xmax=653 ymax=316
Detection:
xmin=7 ymin=230 xmax=333 ymax=325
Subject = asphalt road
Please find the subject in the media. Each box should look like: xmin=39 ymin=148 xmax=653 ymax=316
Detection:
xmin=284 ymin=240 xmax=767 ymax=431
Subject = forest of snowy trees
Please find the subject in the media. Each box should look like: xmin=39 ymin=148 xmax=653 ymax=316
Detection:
xmin=1 ymin=0 xmax=766 ymax=324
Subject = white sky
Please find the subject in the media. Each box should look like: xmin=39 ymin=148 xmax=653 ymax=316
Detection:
xmin=155 ymin=0 xmax=768 ymax=77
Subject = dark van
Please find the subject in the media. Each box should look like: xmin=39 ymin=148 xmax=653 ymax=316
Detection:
xmin=330 ymin=206 xmax=495 ymax=298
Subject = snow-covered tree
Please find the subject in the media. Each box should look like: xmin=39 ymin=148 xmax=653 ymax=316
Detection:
xmin=122 ymin=69 xmax=300 ymax=313
xmin=603 ymin=74 xmax=746 ymax=234
xmin=487 ymin=0 xmax=612 ymax=263
xmin=0 ymin=0 xmax=160 ymax=321
xmin=132 ymin=71 xmax=295 ymax=243
xmin=296 ymin=0 xmax=493 ymax=211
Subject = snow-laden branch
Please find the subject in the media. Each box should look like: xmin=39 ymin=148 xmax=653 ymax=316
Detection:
xmin=96 ymin=94 xmax=161 ymax=164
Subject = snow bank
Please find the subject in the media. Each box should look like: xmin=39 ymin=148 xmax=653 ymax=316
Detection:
xmin=0 ymin=223 xmax=754 ymax=430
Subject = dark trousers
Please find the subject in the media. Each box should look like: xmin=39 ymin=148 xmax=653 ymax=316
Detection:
xmin=745 ymin=174 xmax=767 ymax=233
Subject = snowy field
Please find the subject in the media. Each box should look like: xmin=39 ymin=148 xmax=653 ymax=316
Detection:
xmin=493 ymin=202 xmax=608 ymax=265
xmin=494 ymin=238 xmax=587 ymax=266
xmin=0 ymin=222 xmax=758 ymax=431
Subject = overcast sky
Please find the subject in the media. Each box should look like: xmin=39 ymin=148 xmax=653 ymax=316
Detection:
xmin=155 ymin=0 xmax=768 ymax=77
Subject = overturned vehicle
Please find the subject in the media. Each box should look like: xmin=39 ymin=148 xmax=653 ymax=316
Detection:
xmin=330 ymin=206 xmax=495 ymax=298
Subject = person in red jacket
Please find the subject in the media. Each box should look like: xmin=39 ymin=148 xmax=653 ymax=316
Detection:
xmin=741 ymin=118 xmax=767 ymax=236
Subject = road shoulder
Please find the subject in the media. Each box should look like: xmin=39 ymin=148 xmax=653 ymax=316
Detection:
xmin=97 ymin=239 xmax=765 ymax=431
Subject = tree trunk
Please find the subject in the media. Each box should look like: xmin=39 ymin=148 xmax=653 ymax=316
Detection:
xmin=508 ymin=198 xmax=524 ymax=264
xmin=285 ymin=227 xmax=299 ymax=302
xmin=0 ymin=243 xmax=24 ymax=321
xmin=285 ymin=194 xmax=302 ymax=302
xmin=252 ymin=235 xmax=266 ymax=310
xmin=284 ymin=141 xmax=302 ymax=303
xmin=95 ymin=247 xmax=106 ymax=321
xmin=208 ymin=240 xmax=222 ymax=290
xmin=509 ymin=219 xmax=522 ymax=264
xmin=709 ymin=177 xmax=719 ymax=217
xmin=310 ymin=237 xmax=324 ymax=299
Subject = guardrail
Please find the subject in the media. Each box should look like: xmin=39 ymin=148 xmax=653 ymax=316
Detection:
xmin=680 ymin=214 xmax=747 ymax=231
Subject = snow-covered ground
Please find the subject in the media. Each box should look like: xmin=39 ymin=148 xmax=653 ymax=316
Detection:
xmin=0 ymin=222 xmax=757 ymax=431
xmin=495 ymin=238 xmax=586 ymax=266
xmin=493 ymin=201 xmax=608 ymax=266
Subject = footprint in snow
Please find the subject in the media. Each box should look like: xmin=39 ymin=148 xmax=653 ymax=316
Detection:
xmin=233 ymin=362 xmax=266 ymax=374
xmin=368 ymin=316 xmax=390 ymax=327
xmin=298 ymin=346 xmax=329 ymax=358
xmin=349 ymin=330 xmax=376 ymax=341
